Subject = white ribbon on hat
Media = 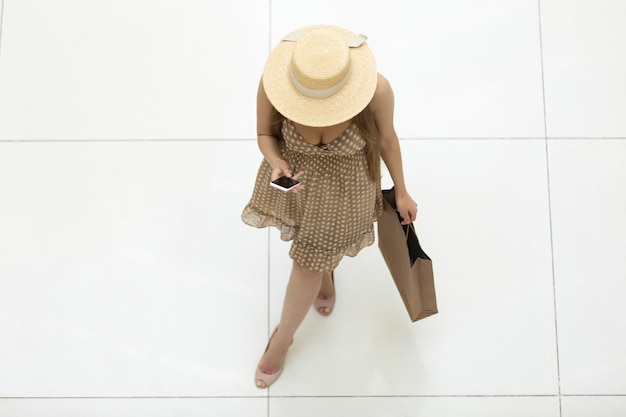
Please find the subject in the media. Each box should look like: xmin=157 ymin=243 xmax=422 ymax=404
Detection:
xmin=282 ymin=31 xmax=368 ymax=99
xmin=288 ymin=67 xmax=350 ymax=99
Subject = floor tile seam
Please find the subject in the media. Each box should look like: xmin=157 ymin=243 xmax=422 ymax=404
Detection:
xmin=267 ymin=0 xmax=273 ymax=53
xmin=402 ymin=137 xmax=546 ymax=141
xmin=2 ymin=394 xmax=625 ymax=400
xmin=0 ymin=0 xmax=4 ymax=59
xmin=401 ymin=137 xmax=626 ymax=141
xmin=560 ymin=394 xmax=626 ymax=397
xmin=0 ymin=138 xmax=256 ymax=143
xmin=2 ymin=137 xmax=624 ymax=144
xmin=0 ymin=138 xmax=533 ymax=142
xmin=0 ymin=395 xmax=567 ymax=400
xmin=266 ymin=4 xmax=272 ymax=415
xmin=544 ymin=137 xmax=626 ymax=141
xmin=0 ymin=395 xmax=267 ymax=401
xmin=0 ymin=396 xmax=268 ymax=400
xmin=268 ymin=394 xmax=562 ymax=399
xmin=265 ymin=228 xmax=272 ymax=336
xmin=537 ymin=3 xmax=563 ymax=417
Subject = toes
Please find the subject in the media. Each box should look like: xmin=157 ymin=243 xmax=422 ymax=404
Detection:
xmin=318 ymin=306 xmax=331 ymax=315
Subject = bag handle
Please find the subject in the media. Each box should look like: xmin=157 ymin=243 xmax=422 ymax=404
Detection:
xmin=382 ymin=187 xmax=431 ymax=265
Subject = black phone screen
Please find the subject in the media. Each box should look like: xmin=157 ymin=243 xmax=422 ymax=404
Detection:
xmin=272 ymin=176 xmax=300 ymax=188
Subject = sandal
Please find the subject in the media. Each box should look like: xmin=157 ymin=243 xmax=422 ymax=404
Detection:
xmin=255 ymin=326 xmax=291 ymax=388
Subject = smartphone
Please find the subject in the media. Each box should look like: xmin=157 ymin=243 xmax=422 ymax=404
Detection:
xmin=270 ymin=176 xmax=301 ymax=192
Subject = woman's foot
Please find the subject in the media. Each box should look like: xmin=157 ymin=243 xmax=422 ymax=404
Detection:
xmin=314 ymin=271 xmax=335 ymax=315
xmin=255 ymin=327 xmax=292 ymax=388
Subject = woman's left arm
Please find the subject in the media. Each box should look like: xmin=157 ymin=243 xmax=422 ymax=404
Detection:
xmin=370 ymin=74 xmax=418 ymax=225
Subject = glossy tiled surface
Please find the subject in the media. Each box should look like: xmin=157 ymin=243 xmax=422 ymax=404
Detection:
xmin=561 ymin=397 xmax=626 ymax=417
xmin=0 ymin=1 xmax=267 ymax=140
xmin=548 ymin=140 xmax=626 ymax=395
xmin=1 ymin=0 xmax=625 ymax=416
xmin=0 ymin=142 xmax=267 ymax=397
xmin=541 ymin=0 xmax=626 ymax=138
xmin=0 ymin=399 xmax=267 ymax=417
xmin=271 ymin=0 xmax=546 ymax=139
xmin=269 ymin=139 xmax=559 ymax=397
xmin=271 ymin=397 xmax=560 ymax=417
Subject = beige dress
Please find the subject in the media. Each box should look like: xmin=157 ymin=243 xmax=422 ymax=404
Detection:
xmin=241 ymin=119 xmax=383 ymax=272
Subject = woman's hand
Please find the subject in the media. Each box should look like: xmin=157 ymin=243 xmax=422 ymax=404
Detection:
xmin=270 ymin=158 xmax=304 ymax=193
xmin=395 ymin=193 xmax=418 ymax=225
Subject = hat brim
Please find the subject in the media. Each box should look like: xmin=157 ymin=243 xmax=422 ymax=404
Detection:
xmin=262 ymin=25 xmax=378 ymax=127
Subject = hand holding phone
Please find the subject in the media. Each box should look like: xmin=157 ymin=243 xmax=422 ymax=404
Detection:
xmin=270 ymin=176 xmax=301 ymax=192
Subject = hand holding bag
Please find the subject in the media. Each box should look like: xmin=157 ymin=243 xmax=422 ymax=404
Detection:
xmin=377 ymin=188 xmax=438 ymax=322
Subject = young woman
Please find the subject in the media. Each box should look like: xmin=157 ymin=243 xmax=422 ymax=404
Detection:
xmin=242 ymin=25 xmax=417 ymax=388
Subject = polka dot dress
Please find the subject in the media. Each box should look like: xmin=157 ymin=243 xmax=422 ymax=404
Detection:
xmin=242 ymin=119 xmax=383 ymax=272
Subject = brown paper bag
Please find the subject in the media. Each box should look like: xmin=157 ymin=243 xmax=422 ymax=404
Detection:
xmin=377 ymin=188 xmax=438 ymax=322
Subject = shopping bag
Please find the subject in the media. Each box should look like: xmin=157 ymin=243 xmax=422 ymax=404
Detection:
xmin=377 ymin=188 xmax=438 ymax=322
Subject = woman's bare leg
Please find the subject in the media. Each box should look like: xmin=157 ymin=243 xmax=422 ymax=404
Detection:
xmin=256 ymin=261 xmax=323 ymax=387
xmin=317 ymin=271 xmax=335 ymax=299
xmin=316 ymin=271 xmax=335 ymax=314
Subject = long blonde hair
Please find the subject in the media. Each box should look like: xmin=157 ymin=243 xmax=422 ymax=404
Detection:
xmin=270 ymin=107 xmax=381 ymax=182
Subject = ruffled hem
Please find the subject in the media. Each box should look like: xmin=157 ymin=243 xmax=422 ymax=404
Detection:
xmin=242 ymin=204 xmax=375 ymax=272
xmin=241 ymin=204 xmax=298 ymax=241
xmin=289 ymin=229 xmax=375 ymax=272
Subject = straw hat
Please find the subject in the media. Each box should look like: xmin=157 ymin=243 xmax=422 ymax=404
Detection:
xmin=262 ymin=25 xmax=377 ymax=127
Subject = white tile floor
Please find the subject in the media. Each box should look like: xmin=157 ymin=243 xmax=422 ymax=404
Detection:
xmin=0 ymin=1 xmax=625 ymax=416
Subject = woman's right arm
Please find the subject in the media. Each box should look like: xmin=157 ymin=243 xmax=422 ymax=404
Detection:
xmin=257 ymin=79 xmax=285 ymax=174
xmin=257 ymin=79 xmax=303 ymax=185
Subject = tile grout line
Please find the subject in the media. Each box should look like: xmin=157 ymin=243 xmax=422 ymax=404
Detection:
xmin=1 ymin=137 xmax=625 ymax=144
xmin=266 ymin=1 xmax=273 ymax=415
xmin=267 ymin=0 xmax=273 ymax=54
xmin=265 ymin=0 xmax=273 ymax=339
xmin=0 ymin=0 xmax=4 ymax=59
xmin=264 ymin=228 xmax=272 ymax=409
xmin=537 ymin=1 xmax=563 ymax=416
xmin=0 ymin=138 xmax=257 ymax=143
xmin=3 ymin=394 xmax=625 ymax=400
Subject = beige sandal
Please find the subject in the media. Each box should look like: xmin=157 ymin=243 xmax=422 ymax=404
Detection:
xmin=255 ymin=327 xmax=291 ymax=388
